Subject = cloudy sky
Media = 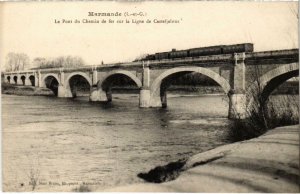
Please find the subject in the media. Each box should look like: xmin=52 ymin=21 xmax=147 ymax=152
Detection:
xmin=0 ymin=1 xmax=298 ymax=68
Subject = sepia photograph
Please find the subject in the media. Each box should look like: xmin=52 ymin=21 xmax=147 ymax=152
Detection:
xmin=1 ymin=1 xmax=299 ymax=192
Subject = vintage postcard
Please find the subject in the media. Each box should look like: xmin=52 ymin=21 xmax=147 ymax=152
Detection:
xmin=1 ymin=1 xmax=299 ymax=192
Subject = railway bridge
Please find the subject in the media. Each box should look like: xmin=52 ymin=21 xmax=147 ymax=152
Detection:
xmin=2 ymin=49 xmax=299 ymax=119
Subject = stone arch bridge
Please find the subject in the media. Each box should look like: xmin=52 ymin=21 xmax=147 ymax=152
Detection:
xmin=3 ymin=49 xmax=299 ymax=119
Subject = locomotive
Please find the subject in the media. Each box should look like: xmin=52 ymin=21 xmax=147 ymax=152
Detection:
xmin=141 ymin=43 xmax=253 ymax=61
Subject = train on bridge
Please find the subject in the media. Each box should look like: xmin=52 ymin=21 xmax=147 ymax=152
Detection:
xmin=138 ymin=43 xmax=254 ymax=61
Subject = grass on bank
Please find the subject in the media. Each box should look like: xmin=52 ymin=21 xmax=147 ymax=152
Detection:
xmin=1 ymin=83 xmax=54 ymax=96
xmin=228 ymin=93 xmax=299 ymax=142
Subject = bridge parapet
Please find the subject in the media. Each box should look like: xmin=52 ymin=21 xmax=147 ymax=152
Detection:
xmin=3 ymin=70 xmax=36 ymax=74
xmin=245 ymin=49 xmax=298 ymax=59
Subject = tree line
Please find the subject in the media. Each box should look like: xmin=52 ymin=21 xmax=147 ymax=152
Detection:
xmin=5 ymin=52 xmax=30 ymax=71
xmin=31 ymin=56 xmax=85 ymax=69
xmin=4 ymin=52 xmax=85 ymax=71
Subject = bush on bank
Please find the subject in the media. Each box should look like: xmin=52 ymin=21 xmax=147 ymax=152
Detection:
xmin=1 ymin=83 xmax=54 ymax=96
xmin=228 ymin=93 xmax=299 ymax=142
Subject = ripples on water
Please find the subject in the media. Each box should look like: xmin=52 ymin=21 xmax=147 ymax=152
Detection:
xmin=2 ymin=94 xmax=231 ymax=191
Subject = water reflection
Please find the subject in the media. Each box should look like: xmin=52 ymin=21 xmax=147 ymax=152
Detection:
xmin=2 ymin=94 xmax=230 ymax=191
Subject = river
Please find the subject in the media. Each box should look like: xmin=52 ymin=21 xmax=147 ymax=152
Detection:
xmin=2 ymin=93 xmax=235 ymax=191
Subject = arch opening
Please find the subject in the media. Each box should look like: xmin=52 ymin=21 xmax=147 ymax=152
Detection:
xmin=68 ymin=75 xmax=91 ymax=98
xmin=261 ymin=70 xmax=299 ymax=105
xmin=7 ymin=76 xmax=10 ymax=83
xmin=246 ymin=65 xmax=299 ymax=128
xmin=44 ymin=76 xmax=59 ymax=96
xmin=99 ymin=73 xmax=141 ymax=102
xmin=159 ymin=71 xmax=228 ymax=108
xmin=29 ymin=75 xmax=35 ymax=86
xmin=21 ymin=75 xmax=26 ymax=86
xmin=258 ymin=71 xmax=299 ymax=122
xmin=13 ymin=76 xmax=18 ymax=85
xmin=246 ymin=63 xmax=299 ymax=110
xmin=150 ymin=67 xmax=231 ymax=110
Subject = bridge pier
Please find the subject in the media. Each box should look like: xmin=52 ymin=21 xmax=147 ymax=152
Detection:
xmin=139 ymin=62 xmax=153 ymax=107
xmin=106 ymin=88 xmax=112 ymax=102
xmin=139 ymin=88 xmax=151 ymax=107
xmin=57 ymin=85 xmax=66 ymax=97
xmin=228 ymin=93 xmax=247 ymax=119
xmin=228 ymin=52 xmax=247 ymax=119
xmin=148 ymin=95 xmax=162 ymax=107
xmin=25 ymin=76 xmax=32 ymax=86
xmin=5 ymin=76 xmax=9 ymax=83
xmin=34 ymin=72 xmax=38 ymax=87
xmin=57 ymin=85 xmax=73 ymax=98
xmin=38 ymin=70 xmax=42 ymax=87
xmin=17 ymin=75 xmax=23 ymax=85
xmin=161 ymin=91 xmax=167 ymax=108
xmin=56 ymin=71 xmax=72 ymax=97
xmin=89 ymin=87 xmax=110 ymax=102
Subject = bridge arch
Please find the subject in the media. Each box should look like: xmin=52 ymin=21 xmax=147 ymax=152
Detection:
xmin=29 ymin=75 xmax=35 ymax=86
xmin=20 ymin=75 xmax=26 ymax=85
xmin=149 ymin=66 xmax=231 ymax=107
xmin=65 ymin=72 xmax=92 ymax=98
xmin=98 ymin=70 xmax=142 ymax=90
xmin=13 ymin=75 xmax=18 ymax=84
xmin=43 ymin=73 xmax=61 ymax=87
xmin=7 ymin=76 xmax=10 ymax=83
xmin=65 ymin=72 xmax=92 ymax=87
xmin=43 ymin=73 xmax=61 ymax=96
xmin=92 ymin=70 xmax=142 ymax=102
xmin=246 ymin=62 xmax=299 ymax=110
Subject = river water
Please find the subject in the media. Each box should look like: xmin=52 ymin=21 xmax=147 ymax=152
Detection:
xmin=2 ymin=93 xmax=232 ymax=191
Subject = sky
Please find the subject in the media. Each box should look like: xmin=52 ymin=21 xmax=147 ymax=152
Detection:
xmin=0 ymin=1 xmax=298 ymax=68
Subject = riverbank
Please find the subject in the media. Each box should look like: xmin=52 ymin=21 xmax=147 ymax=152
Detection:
xmin=106 ymin=125 xmax=299 ymax=192
xmin=2 ymin=83 xmax=297 ymax=97
xmin=1 ymin=84 xmax=224 ymax=96
xmin=1 ymin=83 xmax=53 ymax=96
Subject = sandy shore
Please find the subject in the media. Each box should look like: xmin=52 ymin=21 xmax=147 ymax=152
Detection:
xmin=106 ymin=125 xmax=299 ymax=192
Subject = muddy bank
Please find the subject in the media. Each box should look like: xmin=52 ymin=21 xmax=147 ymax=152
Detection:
xmin=106 ymin=125 xmax=299 ymax=192
xmin=1 ymin=83 xmax=54 ymax=96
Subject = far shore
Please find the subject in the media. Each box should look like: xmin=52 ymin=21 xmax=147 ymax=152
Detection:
xmin=1 ymin=84 xmax=54 ymax=96
xmin=2 ymin=83 xmax=297 ymax=97
xmin=1 ymin=83 xmax=226 ymax=97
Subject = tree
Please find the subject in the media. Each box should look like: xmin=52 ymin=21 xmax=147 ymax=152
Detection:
xmin=32 ymin=56 xmax=85 ymax=69
xmin=32 ymin=57 xmax=46 ymax=69
xmin=5 ymin=52 xmax=30 ymax=71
